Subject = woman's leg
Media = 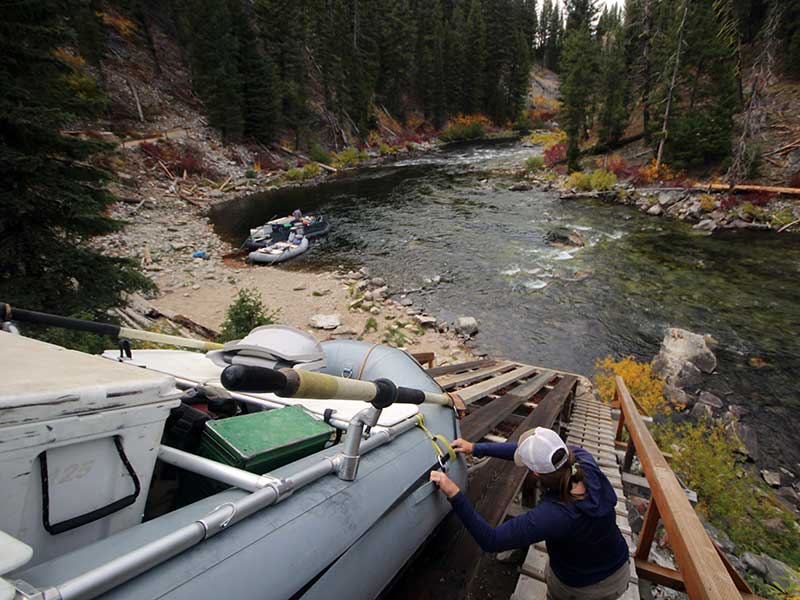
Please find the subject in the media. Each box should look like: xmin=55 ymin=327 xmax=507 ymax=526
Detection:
xmin=545 ymin=561 xmax=631 ymax=600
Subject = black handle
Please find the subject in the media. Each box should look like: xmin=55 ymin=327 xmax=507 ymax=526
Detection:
xmin=221 ymin=364 xmax=288 ymax=393
xmin=396 ymin=386 xmax=426 ymax=405
xmin=2 ymin=303 xmax=120 ymax=337
xmin=40 ymin=436 xmax=141 ymax=535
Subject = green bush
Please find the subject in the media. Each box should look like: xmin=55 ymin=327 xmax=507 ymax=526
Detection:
xmin=245 ymin=168 xmax=256 ymax=179
xmin=525 ymin=155 xmax=545 ymax=173
xmin=439 ymin=121 xmax=485 ymax=142
xmin=589 ymin=169 xmax=617 ymax=191
xmin=302 ymin=162 xmax=321 ymax=178
xmin=332 ymin=147 xmax=360 ymax=168
xmin=359 ymin=148 xmax=369 ymax=161
xmin=379 ymin=143 xmax=392 ymax=156
xmin=285 ymin=168 xmax=304 ymax=181
xmin=218 ymin=289 xmax=279 ymax=342
xmin=309 ymin=143 xmax=332 ymax=165
xmin=513 ymin=113 xmax=534 ymax=132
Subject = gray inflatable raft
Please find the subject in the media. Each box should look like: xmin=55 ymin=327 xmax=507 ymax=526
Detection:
xmin=6 ymin=338 xmax=464 ymax=600
xmin=248 ymin=236 xmax=309 ymax=264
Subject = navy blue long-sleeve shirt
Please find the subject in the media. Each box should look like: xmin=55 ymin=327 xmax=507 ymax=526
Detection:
xmin=449 ymin=442 xmax=629 ymax=587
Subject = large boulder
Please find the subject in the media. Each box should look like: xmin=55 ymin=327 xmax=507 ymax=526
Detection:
xmin=697 ymin=391 xmax=723 ymax=409
xmin=762 ymin=555 xmax=800 ymax=590
xmin=652 ymin=328 xmax=718 ymax=387
xmin=455 ymin=316 xmax=479 ymax=336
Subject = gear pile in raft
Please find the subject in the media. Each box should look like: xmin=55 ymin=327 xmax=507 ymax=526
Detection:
xmin=245 ymin=209 xmax=330 ymax=265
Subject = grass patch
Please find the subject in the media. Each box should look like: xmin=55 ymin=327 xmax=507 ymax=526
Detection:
xmin=525 ymin=155 xmax=545 ymax=173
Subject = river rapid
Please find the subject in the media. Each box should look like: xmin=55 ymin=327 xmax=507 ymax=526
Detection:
xmin=211 ymin=141 xmax=800 ymax=472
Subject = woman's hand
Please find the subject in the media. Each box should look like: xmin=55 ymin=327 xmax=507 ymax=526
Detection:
xmin=451 ymin=438 xmax=474 ymax=455
xmin=430 ymin=471 xmax=460 ymax=498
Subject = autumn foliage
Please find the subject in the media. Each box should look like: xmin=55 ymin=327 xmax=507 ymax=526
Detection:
xmin=594 ymin=355 xmax=669 ymax=415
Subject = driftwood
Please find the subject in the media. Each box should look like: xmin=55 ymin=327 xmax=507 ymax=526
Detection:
xmin=778 ymin=219 xmax=800 ymax=232
xmin=276 ymin=144 xmax=338 ymax=173
xmin=696 ymin=182 xmax=800 ymax=196
xmin=126 ymin=79 xmax=144 ymax=123
xmin=219 ymin=175 xmax=232 ymax=191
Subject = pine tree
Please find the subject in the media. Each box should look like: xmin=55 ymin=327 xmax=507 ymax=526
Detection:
xmin=183 ymin=0 xmax=244 ymax=140
xmin=660 ymin=0 xmax=738 ymax=167
xmin=230 ymin=0 xmax=279 ymax=142
xmin=597 ymin=7 xmax=629 ymax=145
xmin=256 ymin=0 xmax=310 ymax=147
xmin=415 ymin=0 xmax=447 ymax=126
xmin=0 ymin=0 xmax=149 ymax=317
xmin=444 ymin=3 xmax=468 ymax=114
xmin=560 ymin=0 xmax=597 ymax=170
xmin=374 ymin=0 xmax=416 ymax=117
xmin=464 ymin=0 xmax=488 ymax=113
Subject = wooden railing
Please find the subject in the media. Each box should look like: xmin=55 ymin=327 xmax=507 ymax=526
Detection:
xmin=613 ymin=376 xmax=760 ymax=600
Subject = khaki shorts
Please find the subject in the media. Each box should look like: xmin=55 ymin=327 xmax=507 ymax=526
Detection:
xmin=545 ymin=560 xmax=631 ymax=600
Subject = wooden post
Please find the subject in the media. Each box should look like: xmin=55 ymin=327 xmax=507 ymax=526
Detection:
xmin=623 ymin=440 xmax=636 ymax=473
xmin=635 ymin=499 xmax=660 ymax=561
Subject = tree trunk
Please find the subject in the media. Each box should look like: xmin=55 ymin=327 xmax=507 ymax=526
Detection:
xmin=642 ymin=0 xmax=653 ymax=140
xmin=655 ymin=0 xmax=689 ymax=172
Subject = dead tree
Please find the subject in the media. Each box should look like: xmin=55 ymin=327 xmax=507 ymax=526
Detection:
xmin=655 ymin=0 xmax=689 ymax=172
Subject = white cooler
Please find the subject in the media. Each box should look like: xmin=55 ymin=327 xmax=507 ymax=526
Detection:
xmin=0 ymin=332 xmax=181 ymax=568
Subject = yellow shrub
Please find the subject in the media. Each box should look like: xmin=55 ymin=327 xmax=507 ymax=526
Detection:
xmin=637 ymin=159 xmax=678 ymax=184
xmin=699 ymin=194 xmax=717 ymax=212
xmin=525 ymin=129 xmax=566 ymax=149
xmin=566 ymin=171 xmax=592 ymax=191
xmin=590 ymin=169 xmax=617 ymax=191
xmin=594 ymin=355 xmax=667 ymax=414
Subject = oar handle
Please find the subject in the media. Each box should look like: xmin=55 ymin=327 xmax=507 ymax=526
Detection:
xmin=1 ymin=302 xmax=223 ymax=351
xmin=221 ymin=365 xmax=454 ymax=408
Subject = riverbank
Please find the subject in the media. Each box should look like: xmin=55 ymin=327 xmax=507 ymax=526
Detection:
xmin=96 ymin=138 xmax=481 ymax=366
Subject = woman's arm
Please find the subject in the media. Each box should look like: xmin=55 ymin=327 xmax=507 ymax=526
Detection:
xmin=449 ymin=492 xmax=550 ymax=552
xmin=472 ymin=442 xmax=517 ymax=460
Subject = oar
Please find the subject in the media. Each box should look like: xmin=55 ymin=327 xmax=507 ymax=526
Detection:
xmin=1 ymin=303 xmax=223 ymax=351
xmin=221 ymin=364 xmax=463 ymax=409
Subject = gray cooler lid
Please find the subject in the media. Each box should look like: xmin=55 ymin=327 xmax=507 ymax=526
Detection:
xmin=0 ymin=332 xmax=180 ymax=427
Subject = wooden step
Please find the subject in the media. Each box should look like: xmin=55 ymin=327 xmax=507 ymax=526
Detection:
xmin=457 ymin=365 xmax=538 ymax=405
xmin=436 ymin=360 xmax=515 ymax=390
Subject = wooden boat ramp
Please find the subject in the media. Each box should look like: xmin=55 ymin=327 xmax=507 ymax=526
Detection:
xmin=397 ymin=356 xmax=764 ymax=600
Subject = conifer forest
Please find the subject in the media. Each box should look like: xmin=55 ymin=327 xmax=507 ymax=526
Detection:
xmin=2 ymin=1 xmax=800 ymax=596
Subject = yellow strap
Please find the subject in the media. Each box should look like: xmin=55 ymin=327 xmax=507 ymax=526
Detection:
xmin=415 ymin=414 xmax=457 ymax=463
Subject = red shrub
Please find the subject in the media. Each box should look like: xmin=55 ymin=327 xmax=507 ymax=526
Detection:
xmin=544 ymin=143 xmax=566 ymax=167
xmin=788 ymin=171 xmax=800 ymax=189
xmin=720 ymin=195 xmax=739 ymax=210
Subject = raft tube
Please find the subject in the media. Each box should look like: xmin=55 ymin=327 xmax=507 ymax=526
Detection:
xmin=248 ymin=236 xmax=309 ymax=264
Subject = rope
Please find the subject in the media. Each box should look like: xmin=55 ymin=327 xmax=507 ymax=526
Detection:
xmin=356 ymin=343 xmax=381 ymax=380
xmin=415 ymin=414 xmax=456 ymax=464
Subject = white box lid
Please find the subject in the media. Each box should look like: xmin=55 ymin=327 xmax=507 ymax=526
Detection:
xmin=0 ymin=332 xmax=180 ymax=427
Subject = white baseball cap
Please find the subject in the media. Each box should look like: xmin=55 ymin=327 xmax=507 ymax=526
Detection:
xmin=513 ymin=427 xmax=569 ymax=473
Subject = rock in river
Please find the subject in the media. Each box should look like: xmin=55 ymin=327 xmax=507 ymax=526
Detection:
xmin=652 ymin=328 xmax=717 ymax=387
xmin=309 ymin=314 xmax=341 ymax=330
xmin=455 ymin=316 xmax=479 ymax=336
xmin=544 ymin=227 xmax=585 ymax=248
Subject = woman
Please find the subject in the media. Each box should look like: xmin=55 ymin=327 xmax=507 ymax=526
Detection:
xmin=429 ymin=427 xmax=630 ymax=600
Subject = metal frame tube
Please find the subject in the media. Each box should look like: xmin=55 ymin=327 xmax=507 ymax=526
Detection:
xmin=158 ymin=446 xmax=269 ymax=492
xmin=35 ymin=415 xmax=423 ymax=600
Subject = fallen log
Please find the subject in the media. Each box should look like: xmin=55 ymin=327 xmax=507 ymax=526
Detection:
xmin=275 ymin=144 xmax=338 ymax=173
xmin=695 ymin=182 xmax=800 ymax=196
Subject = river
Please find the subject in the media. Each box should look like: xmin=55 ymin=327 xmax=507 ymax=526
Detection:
xmin=210 ymin=141 xmax=800 ymax=472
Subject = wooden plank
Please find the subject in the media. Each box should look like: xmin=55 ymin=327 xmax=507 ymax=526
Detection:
xmin=635 ymin=559 xmax=685 ymax=591
xmin=511 ymin=574 xmax=548 ymax=600
xmin=460 ymin=376 xmax=578 ymax=597
xmin=427 ymin=359 xmax=496 ymax=378
xmin=436 ymin=360 xmax=515 ymax=390
xmin=460 ymin=370 xmax=556 ymax=440
xmin=520 ymin=547 xmax=549 ymax=581
xmin=457 ymin=365 xmax=539 ymax=405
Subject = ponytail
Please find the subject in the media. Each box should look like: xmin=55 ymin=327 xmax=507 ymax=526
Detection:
xmin=538 ymin=448 xmax=584 ymax=503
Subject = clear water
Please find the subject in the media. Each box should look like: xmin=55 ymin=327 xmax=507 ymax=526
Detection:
xmin=211 ymin=141 xmax=800 ymax=471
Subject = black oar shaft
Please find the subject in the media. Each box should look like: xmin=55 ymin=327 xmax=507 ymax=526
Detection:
xmin=2 ymin=304 xmax=120 ymax=337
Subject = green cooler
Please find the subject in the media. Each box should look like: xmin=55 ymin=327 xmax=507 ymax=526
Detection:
xmin=199 ymin=405 xmax=334 ymax=475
